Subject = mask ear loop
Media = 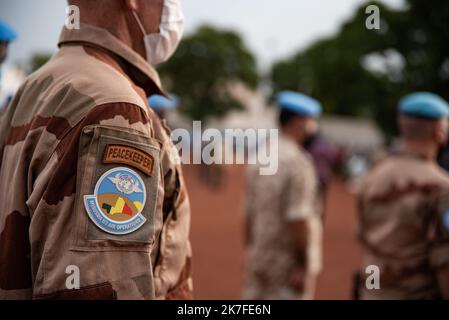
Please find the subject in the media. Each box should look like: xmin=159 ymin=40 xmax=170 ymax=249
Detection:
xmin=132 ymin=11 xmax=148 ymax=35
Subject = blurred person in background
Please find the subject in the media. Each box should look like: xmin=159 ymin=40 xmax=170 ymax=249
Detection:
xmin=0 ymin=19 xmax=17 ymax=110
xmin=148 ymin=93 xmax=179 ymax=121
xmin=243 ymin=91 xmax=323 ymax=300
xmin=438 ymin=148 xmax=449 ymax=172
xmin=357 ymin=92 xmax=449 ymax=299
xmin=304 ymin=134 xmax=342 ymax=193
xmin=304 ymin=132 xmax=343 ymax=220
xmin=0 ymin=0 xmax=192 ymax=300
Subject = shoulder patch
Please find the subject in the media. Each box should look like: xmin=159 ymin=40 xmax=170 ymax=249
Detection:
xmin=75 ymin=125 xmax=161 ymax=246
xmin=103 ymin=144 xmax=154 ymax=176
xmin=84 ymin=167 xmax=147 ymax=235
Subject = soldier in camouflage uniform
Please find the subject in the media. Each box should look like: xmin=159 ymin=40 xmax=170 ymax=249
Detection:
xmin=0 ymin=20 xmax=16 ymax=67
xmin=148 ymin=94 xmax=179 ymax=121
xmin=0 ymin=0 xmax=192 ymax=299
xmin=358 ymin=92 xmax=449 ymax=299
xmin=243 ymin=91 xmax=323 ymax=300
xmin=0 ymin=20 xmax=17 ymax=110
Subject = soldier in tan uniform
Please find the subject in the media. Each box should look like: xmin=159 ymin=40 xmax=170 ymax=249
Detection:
xmin=0 ymin=20 xmax=16 ymax=67
xmin=243 ymin=91 xmax=323 ymax=300
xmin=358 ymin=92 xmax=449 ymax=299
xmin=0 ymin=0 xmax=192 ymax=299
xmin=148 ymin=94 xmax=179 ymax=121
xmin=0 ymin=20 xmax=17 ymax=110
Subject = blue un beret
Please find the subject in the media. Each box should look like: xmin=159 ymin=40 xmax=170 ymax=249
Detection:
xmin=399 ymin=92 xmax=449 ymax=119
xmin=0 ymin=20 xmax=17 ymax=42
xmin=148 ymin=94 xmax=179 ymax=112
xmin=276 ymin=91 xmax=322 ymax=117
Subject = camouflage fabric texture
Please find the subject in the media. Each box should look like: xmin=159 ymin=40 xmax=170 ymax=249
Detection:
xmin=243 ymin=135 xmax=322 ymax=300
xmin=358 ymin=153 xmax=449 ymax=299
xmin=0 ymin=24 xmax=192 ymax=300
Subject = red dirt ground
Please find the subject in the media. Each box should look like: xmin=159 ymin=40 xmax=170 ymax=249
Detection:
xmin=183 ymin=164 xmax=362 ymax=300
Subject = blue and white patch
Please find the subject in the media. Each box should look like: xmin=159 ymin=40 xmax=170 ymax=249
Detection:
xmin=84 ymin=167 xmax=147 ymax=235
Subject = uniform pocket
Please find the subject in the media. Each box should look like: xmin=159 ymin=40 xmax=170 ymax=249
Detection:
xmin=71 ymin=125 xmax=164 ymax=252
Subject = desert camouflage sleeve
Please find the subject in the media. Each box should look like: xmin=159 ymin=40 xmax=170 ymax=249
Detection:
xmin=284 ymin=156 xmax=318 ymax=222
xmin=23 ymin=102 xmax=192 ymax=299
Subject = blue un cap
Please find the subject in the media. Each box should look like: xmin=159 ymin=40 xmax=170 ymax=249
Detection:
xmin=148 ymin=94 xmax=179 ymax=112
xmin=276 ymin=91 xmax=322 ymax=117
xmin=0 ymin=20 xmax=17 ymax=42
xmin=399 ymin=92 xmax=449 ymax=119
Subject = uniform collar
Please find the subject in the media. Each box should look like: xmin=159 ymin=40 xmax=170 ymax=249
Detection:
xmin=58 ymin=23 xmax=166 ymax=97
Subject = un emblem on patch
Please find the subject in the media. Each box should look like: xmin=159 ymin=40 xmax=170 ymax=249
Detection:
xmin=84 ymin=167 xmax=147 ymax=235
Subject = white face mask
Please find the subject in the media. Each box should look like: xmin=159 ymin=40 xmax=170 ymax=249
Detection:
xmin=132 ymin=0 xmax=185 ymax=66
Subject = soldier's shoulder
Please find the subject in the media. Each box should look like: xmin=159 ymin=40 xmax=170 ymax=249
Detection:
xmin=14 ymin=47 xmax=149 ymax=127
xmin=365 ymin=155 xmax=442 ymax=181
xmin=429 ymin=162 xmax=449 ymax=189
xmin=364 ymin=156 xmax=402 ymax=181
xmin=361 ymin=155 xmax=449 ymax=200
xmin=34 ymin=47 xmax=145 ymax=104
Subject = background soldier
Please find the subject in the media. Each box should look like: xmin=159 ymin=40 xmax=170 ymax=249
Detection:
xmin=0 ymin=0 xmax=192 ymax=299
xmin=0 ymin=20 xmax=16 ymax=66
xmin=0 ymin=19 xmax=17 ymax=110
xmin=148 ymin=93 xmax=179 ymax=120
xmin=243 ymin=91 xmax=323 ymax=300
xmin=358 ymin=92 xmax=449 ymax=299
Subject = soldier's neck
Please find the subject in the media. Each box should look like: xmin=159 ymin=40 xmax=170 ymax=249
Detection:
xmin=401 ymin=140 xmax=438 ymax=161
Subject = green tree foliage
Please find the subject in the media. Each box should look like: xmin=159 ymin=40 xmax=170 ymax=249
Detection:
xmin=271 ymin=0 xmax=449 ymax=138
xmin=158 ymin=25 xmax=259 ymax=122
